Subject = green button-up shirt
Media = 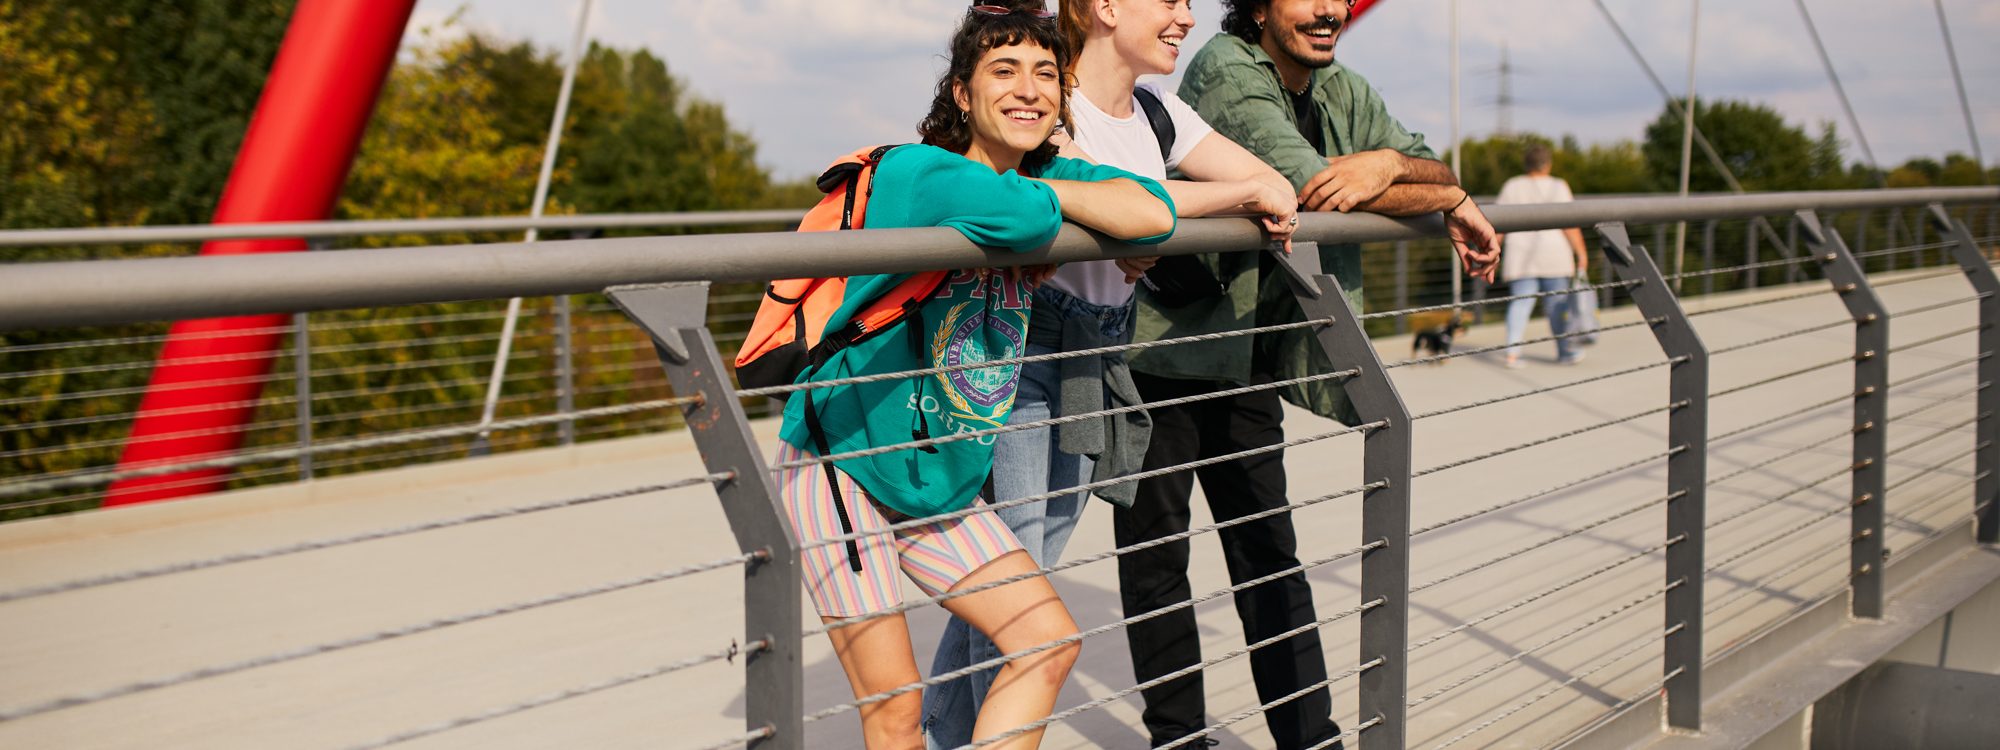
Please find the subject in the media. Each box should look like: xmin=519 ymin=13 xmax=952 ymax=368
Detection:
xmin=1128 ymin=33 xmax=1436 ymax=424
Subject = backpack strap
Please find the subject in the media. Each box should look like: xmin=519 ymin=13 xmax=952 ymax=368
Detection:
xmin=1133 ymin=87 xmax=1176 ymax=165
xmin=801 ymin=388 xmax=866 ymax=573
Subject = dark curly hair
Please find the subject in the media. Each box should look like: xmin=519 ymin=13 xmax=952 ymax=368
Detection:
xmin=1218 ymin=0 xmax=1269 ymax=42
xmin=917 ymin=1 xmax=1073 ymax=173
xmin=1220 ymin=0 xmax=1356 ymax=43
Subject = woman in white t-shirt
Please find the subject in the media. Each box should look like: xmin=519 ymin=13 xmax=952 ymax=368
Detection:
xmin=920 ymin=2 xmax=1300 ymax=747
xmin=1496 ymin=145 xmax=1591 ymax=367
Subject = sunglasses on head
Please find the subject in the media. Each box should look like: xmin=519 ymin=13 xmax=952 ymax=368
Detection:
xmin=970 ymin=4 xmax=1056 ymax=20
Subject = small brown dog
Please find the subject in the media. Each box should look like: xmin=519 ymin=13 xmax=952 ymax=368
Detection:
xmin=1408 ymin=310 xmax=1473 ymax=362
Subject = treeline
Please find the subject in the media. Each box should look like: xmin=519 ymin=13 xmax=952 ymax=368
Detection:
xmin=1447 ymin=98 xmax=1995 ymax=196
xmin=2 ymin=3 xmax=811 ymax=519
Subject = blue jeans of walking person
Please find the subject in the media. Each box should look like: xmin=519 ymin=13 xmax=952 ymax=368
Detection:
xmin=1505 ymin=276 xmax=1577 ymax=363
xmin=922 ymin=284 xmax=1132 ymax=750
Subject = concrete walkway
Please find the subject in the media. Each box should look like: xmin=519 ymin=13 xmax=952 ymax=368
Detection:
xmin=0 ymin=269 xmax=1988 ymax=750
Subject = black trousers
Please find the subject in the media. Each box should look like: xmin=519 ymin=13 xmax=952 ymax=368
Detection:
xmin=1115 ymin=371 xmax=1340 ymax=750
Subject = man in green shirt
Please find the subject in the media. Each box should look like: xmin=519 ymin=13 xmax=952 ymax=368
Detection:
xmin=1115 ymin=2 xmax=1501 ymax=749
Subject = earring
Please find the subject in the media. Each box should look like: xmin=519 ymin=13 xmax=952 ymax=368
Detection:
xmin=960 ymin=110 xmax=968 ymax=123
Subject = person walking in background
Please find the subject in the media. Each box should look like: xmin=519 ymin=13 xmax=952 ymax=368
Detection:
xmin=921 ymin=1 xmax=1302 ymax=747
xmin=1496 ymin=144 xmax=1590 ymax=368
xmin=1112 ymin=1 xmax=1501 ymax=749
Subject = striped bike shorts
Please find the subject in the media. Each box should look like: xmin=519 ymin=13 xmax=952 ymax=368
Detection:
xmin=773 ymin=442 xmax=1022 ymax=619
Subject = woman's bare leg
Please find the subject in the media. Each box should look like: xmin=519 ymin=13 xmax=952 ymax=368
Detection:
xmin=823 ymin=612 xmax=925 ymax=750
xmin=938 ymin=550 xmax=1081 ymax=750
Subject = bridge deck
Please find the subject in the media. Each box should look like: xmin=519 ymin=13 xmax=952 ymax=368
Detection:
xmin=0 ymin=269 xmax=1988 ymax=750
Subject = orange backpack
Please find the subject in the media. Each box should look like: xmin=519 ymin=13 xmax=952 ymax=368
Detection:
xmin=733 ymin=144 xmax=949 ymax=397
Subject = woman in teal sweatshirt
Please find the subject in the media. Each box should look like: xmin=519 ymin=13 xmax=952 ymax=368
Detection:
xmin=773 ymin=3 xmax=1174 ymax=748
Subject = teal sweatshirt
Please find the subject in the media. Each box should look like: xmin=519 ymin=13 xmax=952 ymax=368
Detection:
xmin=779 ymin=144 xmax=1175 ymax=518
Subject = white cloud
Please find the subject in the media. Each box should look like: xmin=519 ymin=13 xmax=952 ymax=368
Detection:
xmin=411 ymin=0 xmax=2000 ymax=179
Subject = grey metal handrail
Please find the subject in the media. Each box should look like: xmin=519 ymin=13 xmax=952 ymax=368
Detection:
xmin=0 ymin=209 xmax=810 ymax=248
xmin=0 ymin=187 xmax=1992 ymax=331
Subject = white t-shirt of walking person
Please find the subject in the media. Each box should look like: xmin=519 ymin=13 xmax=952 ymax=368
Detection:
xmin=1054 ymin=81 xmax=1214 ymax=306
xmin=1496 ymin=174 xmax=1577 ymax=281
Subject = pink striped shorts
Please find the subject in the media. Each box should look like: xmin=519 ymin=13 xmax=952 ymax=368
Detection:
xmin=773 ymin=442 xmax=1022 ymax=618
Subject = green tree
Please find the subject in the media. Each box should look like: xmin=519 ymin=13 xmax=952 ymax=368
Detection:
xmin=1642 ymin=98 xmax=1840 ymax=192
xmin=1445 ymin=133 xmax=1650 ymax=196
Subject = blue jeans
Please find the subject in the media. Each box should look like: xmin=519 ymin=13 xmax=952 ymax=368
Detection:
xmin=1505 ymin=276 xmax=1575 ymax=360
xmin=922 ymin=284 xmax=1131 ymax=750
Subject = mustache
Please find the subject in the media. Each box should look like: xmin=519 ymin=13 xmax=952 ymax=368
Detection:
xmin=1296 ymin=16 xmax=1343 ymax=34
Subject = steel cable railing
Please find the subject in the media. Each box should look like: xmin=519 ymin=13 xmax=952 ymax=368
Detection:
xmin=0 ymin=550 xmax=763 ymax=722
xmin=3 ymin=191 xmax=1997 ymax=750
xmin=1408 ymin=582 xmax=1677 ymax=709
xmin=0 ymin=395 xmax=702 ymax=498
xmin=1430 ymin=627 xmax=1682 ymax=750
xmin=344 ymin=639 xmax=767 ymax=750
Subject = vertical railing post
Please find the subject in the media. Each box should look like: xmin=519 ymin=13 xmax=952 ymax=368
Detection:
xmin=1785 ymin=216 xmax=1804 ymax=284
xmin=1744 ymin=218 xmax=1761 ymax=290
xmin=1595 ymin=223 xmax=1706 ymax=732
xmin=1930 ymin=203 xmax=2000 ymax=544
xmin=1273 ymin=243 xmax=1413 ymax=749
xmin=1796 ymin=210 xmax=1889 ymax=619
xmin=296 ymin=236 xmax=331 ymax=481
xmin=608 ymin=281 xmax=802 ymax=750
xmin=293 ymin=311 xmax=313 ymax=481
xmin=1701 ymin=220 xmax=1718 ymax=297
xmin=556 ymin=228 xmax=599 ymax=446
xmin=1393 ymin=240 xmax=1410 ymax=334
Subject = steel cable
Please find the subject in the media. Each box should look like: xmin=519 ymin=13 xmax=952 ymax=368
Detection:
xmin=739 ymin=316 xmax=1337 ymax=400
xmin=1667 ymin=254 xmax=1818 ymax=281
xmin=1410 ymin=539 xmax=1672 ymax=654
xmin=1706 ymin=426 xmax=1857 ymax=488
xmin=0 ymin=330 xmax=515 ymax=383
xmin=0 ymin=475 xmax=728 ymax=604
xmin=1872 ymin=267 xmax=1977 ymax=288
xmin=957 ymin=602 xmax=1384 ymax=749
xmin=806 ymin=544 xmax=1386 ymax=723
xmin=0 ymin=551 xmax=763 ymax=722
xmin=344 ymin=640 xmax=764 ymax=750
xmin=1358 ymin=279 xmax=1641 ymax=321
xmin=1412 ymin=359 xmax=1680 ymax=421
xmin=1705 ymin=543 xmax=1841 ymax=618
xmin=1412 ymin=448 xmax=1682 ymax=538
xmin=0 ymin=396 xmax=702 ymax=499
xmin=1153 ymin=659 xmax=1386 ymax=750
xmin=1708 ymin=356 xmax=1982 ymax=445
xmin=1388 ymin=319 xmax=1657 ymax=368
xmin=1883 ymin=413 xmax=1985 ymax=460
xmin=1851 ymin=240 xmax=1961 ymax=260
xmin=1706 ymin=464 xmax=1853 ymax=531
xmin=1884 ymin=442 xmax=1988 ymax=495
xmin=772 ymin=368 xmax=1360 ymax=474
xmin=1408 ymin=582 xmax=1676 ymax=709
xmin=1686 ymin=288 xmax=1835 ymax=318
xmin=1413 ymin=493 xmax=1684 ymax=593
xmin=788 ymin=420 xmax=1384 ymax=556
xmin=1891 ymin=293 xmax=1989 ymax=318
xmin=1709 ymin=504 xmax=1848 ymax=574
xmin=1430 ymin=632 xmax=1682 ymax=750
xmin=808 ymin=481 xmax=1380 ymax=635
xmin=1711 ymin=355 xmax=1854 ymax=399
xmin=1888 ymin=324 xmax=1984 ymax=354
xmin=1708 ymin=318 xmax=1851 ymax=355
xmin=1413 ymin=401 xmax=1685 ymax=479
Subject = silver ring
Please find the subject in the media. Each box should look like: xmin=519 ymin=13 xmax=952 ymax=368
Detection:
xmin=1288 ymin=216 xmax=1299 ymax=226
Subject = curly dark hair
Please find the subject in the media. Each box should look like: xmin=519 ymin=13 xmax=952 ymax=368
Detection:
xmin=1220 ymin=0 xmax=1356 ymax=43
xmin=917 ymin=1 xmax=1073 ymax=173
xmin=1218 ymin=0 xmax=1269 ymax=42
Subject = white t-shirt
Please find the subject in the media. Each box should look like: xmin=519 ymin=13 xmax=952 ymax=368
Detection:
xmin=1051 ymin=81 xmax=1214 ymax=306
xmin=1496 ymin=174 xmax=1577 ymax=281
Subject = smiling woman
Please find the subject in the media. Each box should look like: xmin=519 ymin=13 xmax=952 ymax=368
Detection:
xmin=767 ymin=2 xmax=1176 ymax=749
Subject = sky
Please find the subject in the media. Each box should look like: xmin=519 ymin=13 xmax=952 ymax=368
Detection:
xmin=404 ymin=0 xmax=2000 ymax=181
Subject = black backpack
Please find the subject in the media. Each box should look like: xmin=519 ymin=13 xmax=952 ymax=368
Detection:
xmin=1132 ymin=87 xmax=1225 ymax=308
